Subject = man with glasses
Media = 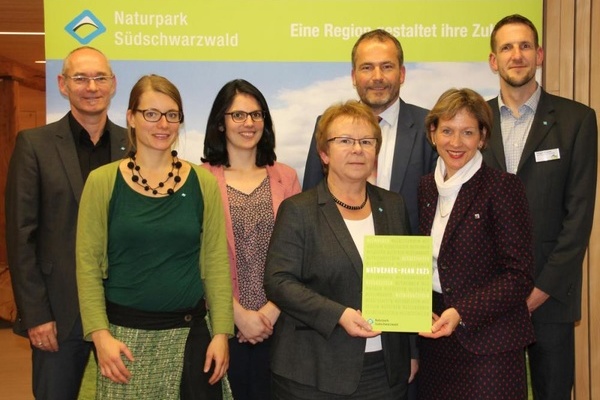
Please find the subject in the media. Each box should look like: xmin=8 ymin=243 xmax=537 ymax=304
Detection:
xmin=5 ymin=46 xmax=126 ymax=399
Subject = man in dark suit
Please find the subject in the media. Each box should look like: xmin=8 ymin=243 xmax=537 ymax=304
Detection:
xmin=5 ymin=46 xmax=127 ymax=399
xmin=303 ymin=29 xmax=438 ymax=234
xmin=484 ymin=14 xmax=597 ymax=400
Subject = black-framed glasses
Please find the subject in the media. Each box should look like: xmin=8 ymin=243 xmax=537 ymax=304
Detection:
xmin=64 ymin=75 xmax=114 ymax=86
xmin=135 ymin=109 xmax=183 ymax=123
xmin=224 ymin=110 xmax=265 ymax=123
xmin=327 ymin=137 xmax=378 ymax=149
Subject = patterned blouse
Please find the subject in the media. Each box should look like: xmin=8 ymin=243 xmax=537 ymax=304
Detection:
xmin=227 ymin=176 xmax=275 ymax=310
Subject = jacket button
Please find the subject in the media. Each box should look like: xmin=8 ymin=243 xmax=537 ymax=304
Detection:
xmin=184 ymin=314 xmax=192 ymax=322
xmin=444 ymin=287 xmax=452 ymax=294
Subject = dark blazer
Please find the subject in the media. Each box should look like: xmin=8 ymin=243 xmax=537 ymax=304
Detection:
xmin=265 ymin=180 xmax=411 ymax=395
xmin=418 ymin=164 xmax=535 ymax=354
xmin=5 ymin=113 xmax=127 ymax=341
xmin=302 ymin=99 xmax=437 ymax=234
xmin=483 ymin=90 xmax=597 ymax=323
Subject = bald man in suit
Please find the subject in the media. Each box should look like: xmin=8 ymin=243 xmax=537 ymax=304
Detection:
xmin=5 ymin=46 xmax=127 ymax=400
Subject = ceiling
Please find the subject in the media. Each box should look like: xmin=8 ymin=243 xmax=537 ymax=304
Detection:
xmin=0 ymin=0 xmax=45 ymax=77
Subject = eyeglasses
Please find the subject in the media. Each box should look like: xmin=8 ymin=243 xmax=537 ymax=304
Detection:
xmin=64 ymin=75 xmax=114 ymax=86
xmin=224 ymin=110 xmax=265 ymax=123
xmin=135 ymin=109 xmax=183 ymax=123
xmin=327 ymin=137 xmax=378 ymax=149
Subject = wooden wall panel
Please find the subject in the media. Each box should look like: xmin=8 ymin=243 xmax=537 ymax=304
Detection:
xmin=544 ymin=0 xmax=600 ymax=398
xmin=543 ymin=1 xmax=560 ymax=94
xmin=589 ymin=1 xmax=600 ymax=398
xmin=0 ymin=78 xmax=18 ymax=267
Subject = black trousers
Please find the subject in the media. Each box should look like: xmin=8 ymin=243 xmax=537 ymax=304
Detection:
xmin=528 ymin=321 xmax=574 ymax=400
xmin=31 ymin=316 xmax=92 ymax=400
xmin=228 ymin=337 xmax=271 ymax=400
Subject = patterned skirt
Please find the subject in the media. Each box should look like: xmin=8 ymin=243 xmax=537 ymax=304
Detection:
xmin=96 ymin=323 xmax=189 ymax=399
xmin=96 ymin=302 xmax=233 ymax=400
xmin=417 ymin=293 xmax=528 ymax=400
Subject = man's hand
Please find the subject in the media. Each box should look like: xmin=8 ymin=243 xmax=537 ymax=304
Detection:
xmin=527 ymin=287 xmax=550 ymax=313
xmin=28 ymin=321 xmax=59 ymax=352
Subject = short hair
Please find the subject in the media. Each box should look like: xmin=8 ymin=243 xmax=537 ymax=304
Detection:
xmin=202 ymin=79 xmax=276 ymax=167
xmin=316 ymin=100 xmax=382 ymax=175
xmin=351 ymin=29 xmax=404 ymax=69
xmin=126 ymin=74 xmax=184 ymax=152
xmin=490 ymin=14 xmax=540 ymax=52
xmin=425 ymin=88 xmax=492 ymax=150
xmin=61 ymin=46 xmax=113 ymax=76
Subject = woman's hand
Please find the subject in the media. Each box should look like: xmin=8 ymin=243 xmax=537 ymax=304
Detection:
xmin=91 ymin=329 xmax=134 ymax=384
xmin=258 ymin=301 xmax=281 ymax=326
xmin=233 ymin=299 xmax=275 ymax=344
xmin=419 ymin=308 xmax=461 ymax=339
xmin=235 ymin=308 xmax=273 ymax=344
xmin=338 ymin=308 xmax=381 ymax=338
xmin=204 ymin=333 xmax=229 ymax=385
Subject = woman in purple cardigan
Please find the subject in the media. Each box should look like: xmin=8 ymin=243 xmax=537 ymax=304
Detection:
xmin=417 ymin=88 xmax=535 ymax=400
xmin=201 ymin=79 xmax=300 ymax=400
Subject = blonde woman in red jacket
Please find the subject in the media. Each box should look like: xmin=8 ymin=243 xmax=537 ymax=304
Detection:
xmin=417 ymin=88 xmax=535 ymax=400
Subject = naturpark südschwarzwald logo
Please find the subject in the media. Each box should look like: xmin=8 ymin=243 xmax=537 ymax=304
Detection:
xmin=65 ymin=10 xmax=106 ymax=44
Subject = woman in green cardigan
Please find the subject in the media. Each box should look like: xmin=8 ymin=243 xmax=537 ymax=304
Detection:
xmin=76 ymin=74 xmax=233 ymax=399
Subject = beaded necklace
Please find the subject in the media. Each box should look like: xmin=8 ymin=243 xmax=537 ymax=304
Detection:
xmin=127 ymin=150 xmax=182 ymax=196
xmin=330 ymin=190 xmax=368 ymax=211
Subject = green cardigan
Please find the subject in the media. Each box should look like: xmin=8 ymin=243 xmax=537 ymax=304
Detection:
xmin=76 ymin=160 xmax=233 ymax=340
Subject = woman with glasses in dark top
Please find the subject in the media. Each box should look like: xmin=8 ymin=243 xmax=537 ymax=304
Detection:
xmin=77 ymin=74 xmax=233 ymax=399
xmin=202 ymin=79 xmax=300 ymax=400
xmin=264 ymin=100 xmax=412 ymax=399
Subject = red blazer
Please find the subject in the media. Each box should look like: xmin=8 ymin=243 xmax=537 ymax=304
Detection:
xmin=418 ymin=163 xmax=535 ymax=355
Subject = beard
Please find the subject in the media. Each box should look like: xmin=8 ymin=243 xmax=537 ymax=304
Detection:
xmin=360 ymin=87 xmax=399 ymax=112
xmin=500 ymin=68 xmax=537 ymax=88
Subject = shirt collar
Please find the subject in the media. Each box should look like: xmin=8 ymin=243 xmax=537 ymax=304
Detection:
xmin=378 ymin=97 xmax=400 ymax=127
xmin=498 ymin=84 xmax=542 ymax=115
xmin=68 ymin=112 xmax=110 ymax=145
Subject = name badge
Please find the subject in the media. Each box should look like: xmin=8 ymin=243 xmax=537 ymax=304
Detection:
xmin=535 ymin=148 xmax=560 ymax=162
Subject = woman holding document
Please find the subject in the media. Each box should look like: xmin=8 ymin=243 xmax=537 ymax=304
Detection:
xmin=264 ymin=100 xmax=412 ymax=399
xmin=417 ymin=88 xmax=535 ymax=400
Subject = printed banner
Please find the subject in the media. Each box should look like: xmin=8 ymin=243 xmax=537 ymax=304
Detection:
xmin=43 ymin=0 xmax=543 ymax=180
xmin=44 ymin=1 xmax=542 ymax=62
